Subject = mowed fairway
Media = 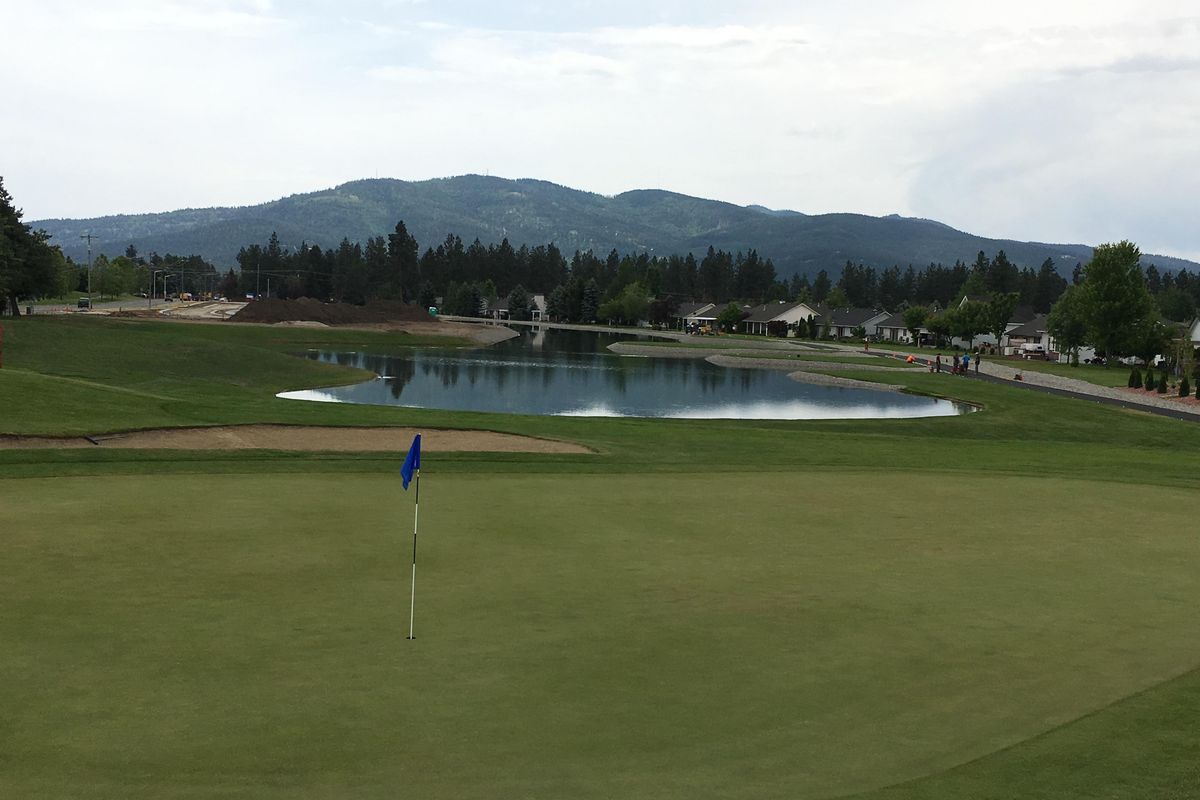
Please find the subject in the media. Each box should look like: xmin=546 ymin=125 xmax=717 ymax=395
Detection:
xmin=5 ymin=471 xmax=1200 ymax=799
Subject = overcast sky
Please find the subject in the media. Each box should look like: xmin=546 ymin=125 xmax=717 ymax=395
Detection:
xmin=5 ymin=0 xmax=1198 ymax=259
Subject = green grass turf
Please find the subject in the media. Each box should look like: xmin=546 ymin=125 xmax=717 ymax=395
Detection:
xmin=4 ymin=315 xmax=1200 ymax=798
xmin=1001 ymin=359 xmax=1145 ymax=388
xmin=4 ymin=472 xmax=1200 ymax=799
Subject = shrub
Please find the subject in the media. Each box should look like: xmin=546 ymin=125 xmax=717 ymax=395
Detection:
xmin=1180 ymin=377 xmax=1190 ymax=397
xmin=1130 ymin=368 xmax=1143 ymax=389
xmin=1145 ymin=368 xmax=1157 ymax=390
xmin=1157 ymin=373 xmax=1168 ymax=393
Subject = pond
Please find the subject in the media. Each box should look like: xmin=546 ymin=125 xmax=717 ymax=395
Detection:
xmin=278 ymin=328 xmax=971 ymax=420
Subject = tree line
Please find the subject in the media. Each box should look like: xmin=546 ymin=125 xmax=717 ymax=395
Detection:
xmin=2 ymin=177 xmax=69 ymax=315
xmin=6 ymin=171 xmax=1200 ymax=336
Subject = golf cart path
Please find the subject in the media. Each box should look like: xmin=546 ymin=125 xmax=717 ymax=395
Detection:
xmin=846 ymin=345 xmax=1200 ymax=422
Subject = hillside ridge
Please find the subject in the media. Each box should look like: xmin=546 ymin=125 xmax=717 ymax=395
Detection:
xmin=29 ymin=175 xmax=1200 ymax=277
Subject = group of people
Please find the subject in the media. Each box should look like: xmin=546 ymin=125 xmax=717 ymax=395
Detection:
xmin=930 ymin=351 xmax=980 ymax=375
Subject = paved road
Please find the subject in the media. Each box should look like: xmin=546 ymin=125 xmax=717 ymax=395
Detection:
xmin=28 ymin=298 xmax=173 ymax=315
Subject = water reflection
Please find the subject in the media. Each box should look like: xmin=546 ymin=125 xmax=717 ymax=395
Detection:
xmin=279 ymin=328 xmax=971 ymax=420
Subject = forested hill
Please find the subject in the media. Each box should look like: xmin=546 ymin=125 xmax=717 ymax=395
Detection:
xmin=30 ymin=175 xmax=1200 ymax=277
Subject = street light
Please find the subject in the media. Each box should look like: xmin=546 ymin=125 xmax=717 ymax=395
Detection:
xmin=80 ymin=233 xmax=97 ymax=307
xmin=150 ymin=269 xmax=165 ymax=309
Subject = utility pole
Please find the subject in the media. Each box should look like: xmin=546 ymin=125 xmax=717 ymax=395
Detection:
xmin=80 ymin=233 xmax=97 ymax=305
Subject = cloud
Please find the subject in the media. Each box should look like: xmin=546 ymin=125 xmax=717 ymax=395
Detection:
xmin=78 ymin=0 xmax=287 ymax=37
xmin=4 ymin=2 xmax=1197 ymax=263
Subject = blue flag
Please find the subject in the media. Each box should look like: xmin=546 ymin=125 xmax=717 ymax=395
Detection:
xmin=400 ymin=434 xmax=421 ymax=490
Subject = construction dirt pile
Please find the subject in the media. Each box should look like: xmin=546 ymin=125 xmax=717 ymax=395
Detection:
xmin=230 ymin=298 xmax=432 ymax=326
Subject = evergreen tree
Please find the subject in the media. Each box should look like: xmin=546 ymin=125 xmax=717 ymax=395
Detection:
xmin=825 ymin=285 xmax=850 ymax=308
xmin=418 ymin=280 xmax=437 ymax=308
xmin=218 ymin=268 xmax=239 ymax=299
xmin=546 ymin=284 xmax=568 ymax=321
xmin=1144 ymin=264 xmax=1162 ymax=294
xmin=385 ymin=221 xmax=419 ymax=300
xmin=838 ymin=261 xmax=878 ymax=307
xmin=811 ymin=270 xmax=831 ymax=304
xmin=580 ymin=278 xmax=600 ymax=323
xmin=697 ymin=247 xmax=735 ymax=301
xmin=506 ymin=284 xmax=532 ymax=321
xmin=877 ymin=266 xmax=903 ymax=310
xmin=1 ymin=177 xmax=66 ymax=314
xmin=986 ymin=250 xmax=1020 ymax=294
xmin=1033 ymin=258 xmax=1068 ymax=312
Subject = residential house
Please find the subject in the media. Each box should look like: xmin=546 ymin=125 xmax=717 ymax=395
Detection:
xmin=488 ymin=294 xmax=547 ymax=321
xmin=1002 ymin=314 xmax=1052 ymax=355
xmin=815 ymin=307 xmax=891 ymax=339
xmin=1003 ymin=314 xmax=1098 ymax=363
xmin=1188 ymin=318 xmax=1200 ymax=347
xmin=740 ymin=300 xmax=819 ymax=336
xmin=675 ymin=302 xmax=716 ymax=330
xmin=875 ymin=312 xmax=916 ymax=344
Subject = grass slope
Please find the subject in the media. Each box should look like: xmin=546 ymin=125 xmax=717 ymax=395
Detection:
xmin=4 ymin=316 xmax=1200 ymax=798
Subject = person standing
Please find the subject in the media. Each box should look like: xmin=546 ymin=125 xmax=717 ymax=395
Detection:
xmin=975 ymin=352 xmax=981 ymax=374
xmin=962 ymin=352 xmax=971 ymax=373
xmin=935 ymin=354 xmax=942 ymax=373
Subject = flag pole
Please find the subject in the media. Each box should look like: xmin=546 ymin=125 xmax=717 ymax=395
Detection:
xmin=407 ymin=468 xmax=420 ymax=640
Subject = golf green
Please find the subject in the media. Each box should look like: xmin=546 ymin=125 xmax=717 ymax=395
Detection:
xmin=5 ymin=471 xmax=1199 ymax=799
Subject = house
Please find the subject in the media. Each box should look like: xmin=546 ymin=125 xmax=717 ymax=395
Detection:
xmin=814 ymin=307 xmax=891 ymax=339
xmin=947 ymin=301 xmax=1039 ymax=349
xmin=488 ymin=294 xmax=547 ymax=321
xmin=689 ymin=304 xmax=722 ymax=331
xmin=1002 ymin=314 xmax=1100 ymax=363
xmin=875 ymin=312 xmax=916 ymax=344
xmin=740 ymin=300 xmax=819 ymax=336
xmin=675 ymin=302 xmax=716 ymax=329
xmin=1188 ymin=318 xmax=1200 ymax=346
xmin=1002 ymin=314 xmax=1052 ymax=355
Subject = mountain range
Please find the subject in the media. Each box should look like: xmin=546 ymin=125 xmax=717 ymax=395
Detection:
xmin=30 ymin=175 xmax=1200 ymax=278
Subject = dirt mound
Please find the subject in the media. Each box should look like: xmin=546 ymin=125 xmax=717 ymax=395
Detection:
xmin=231 ymin=298 xmax=432 ymax=326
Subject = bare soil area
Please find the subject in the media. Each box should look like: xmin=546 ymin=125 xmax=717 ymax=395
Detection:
xmin=231 ymin=298 xmax=432 ymax=326
xmin=0 ymin=425 xmax=589 ymax=453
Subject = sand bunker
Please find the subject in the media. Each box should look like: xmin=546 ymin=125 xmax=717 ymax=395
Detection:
xmin=0 ymin=425 xmax=590 ymax=453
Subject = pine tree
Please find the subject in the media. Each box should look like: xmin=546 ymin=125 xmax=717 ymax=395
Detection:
xmin=1129 ymin=367 xmax=1142 ymax=389
xmin=1179 ymin=376 xmax=1190 ymax=397
xmin=1157 ymin=372 xmax=1168 ymax=393
xmin=580 ymin=278 xmax=599 ymax=323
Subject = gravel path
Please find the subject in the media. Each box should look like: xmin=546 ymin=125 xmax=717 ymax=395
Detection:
xmin=854 ymin=346 xmax=1200 ymax=420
